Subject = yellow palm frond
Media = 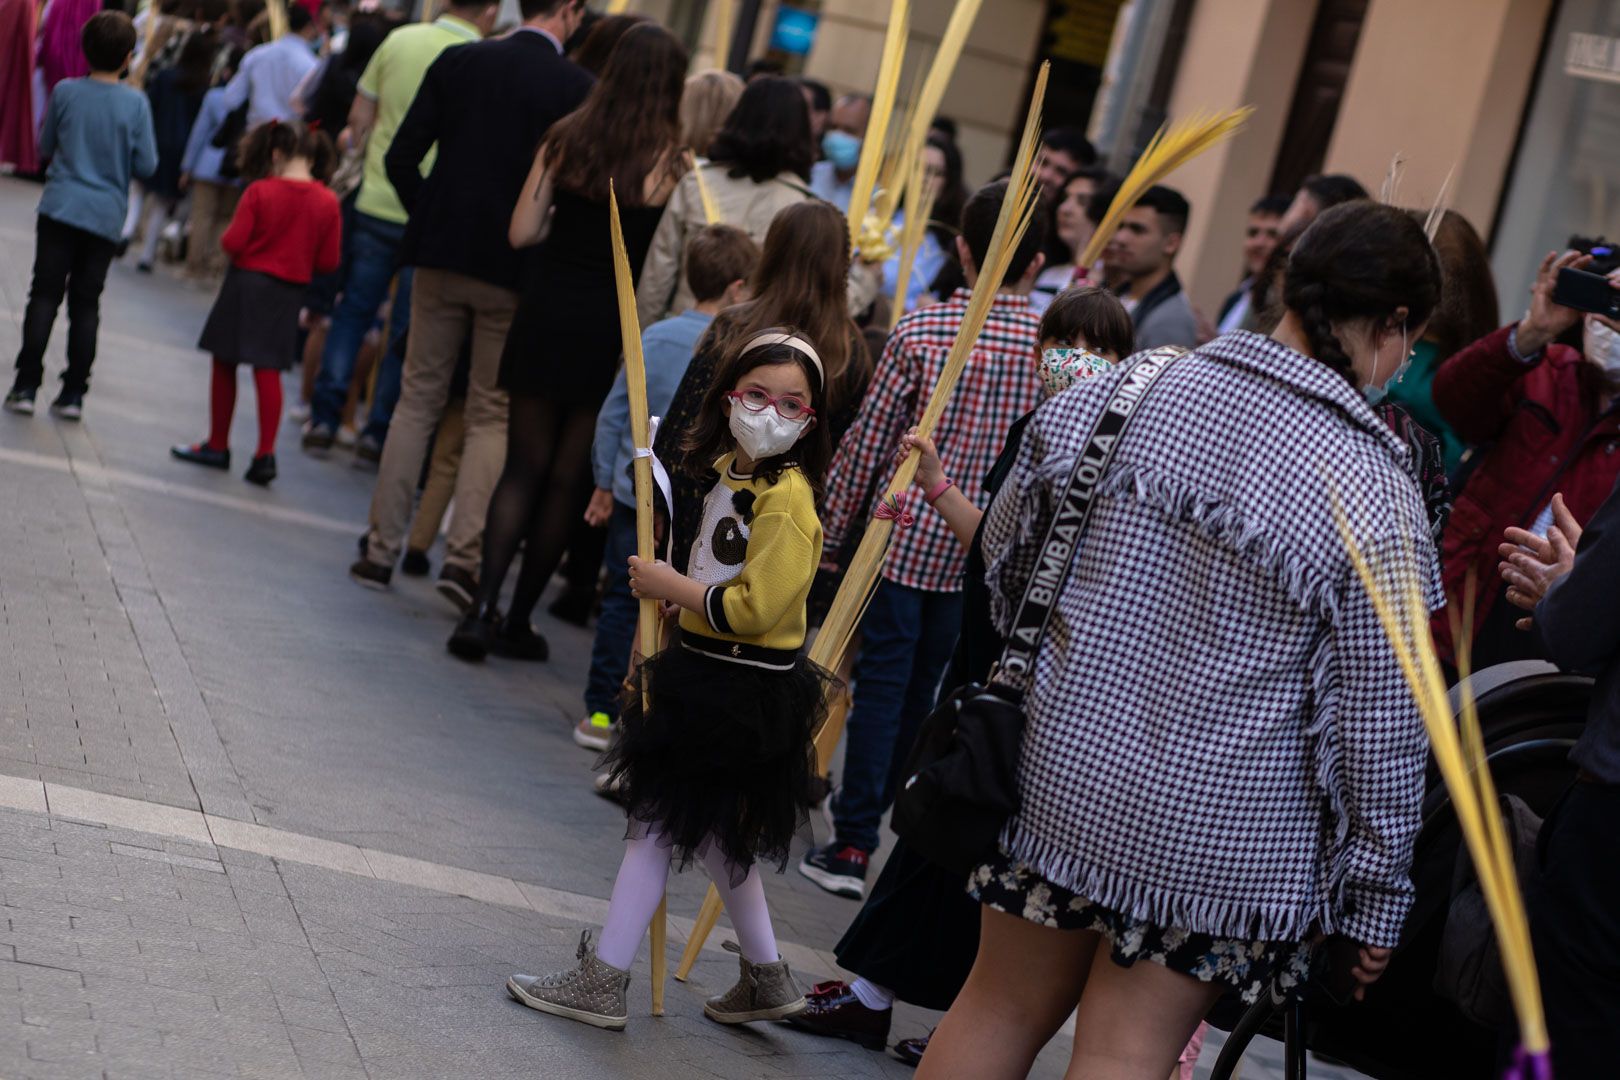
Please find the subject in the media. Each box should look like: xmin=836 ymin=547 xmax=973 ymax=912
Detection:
xmin=1078 ymin=108 xmax=1253 ymax=269
xmin=813 ymin=62 xmax=1050 ymax=676
xmin=1330 ymin=496 xmax=1546 ymax=1059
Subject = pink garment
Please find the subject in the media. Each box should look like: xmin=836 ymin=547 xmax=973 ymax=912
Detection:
xmin=0 ymin=0 xmax=38 ymax=172
xmin=37 ymin=0 xmax=100 ymax=96
xmin=1177 ymin=1021 xmax=1208 ymax=1080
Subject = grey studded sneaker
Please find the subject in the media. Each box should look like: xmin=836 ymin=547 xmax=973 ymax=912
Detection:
xmin=506 ymin=930 xmax=630 ymax=1031
xmin=702 ymin=941 xmax=807 ymax=1025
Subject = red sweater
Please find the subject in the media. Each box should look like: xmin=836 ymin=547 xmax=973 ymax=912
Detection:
xmin=220 ymin=177 xmax=342 ymax=285
xmin=1431 ymin=324 xmax=1620 ymax=657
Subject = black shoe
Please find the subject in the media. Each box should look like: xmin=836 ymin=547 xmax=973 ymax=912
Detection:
xmin=49 ymin=389 xmax=83 ymax=420
xmin=892 ymin=1030 xmax=932 ymax=1067
xmin=4 ymin=387 xmax=37 ymax=415
xmin=301 ymin=423 xmax=335 ymax=454
xmin=349 ymin=558 xmax=392 ymax=590
xmin=136 ymin=261 xmax=153 ymax=274
xmin=435 ymin=564 xmax=478 ymax=614
xmin=244 ymin=454 xmax=276 ymax=486
xmin=447 ymin=608 xmax=496 ymax=662
xmin=171 ymin=443 xmax=230 ymax=470
xmin=353 ymin=434 xmax=382 ymax=468
xmin=798 ymin=843 xmax=870 ymax=900
xmin=491 ymin=617 xmax=549 ymax=661
xmin=784 ymin=980 xmax=892 ymax=1051
xmin=547 ymin=588 xmax=595 ymax=627
xmin=401 ymin=550 xmax=431 ymax=577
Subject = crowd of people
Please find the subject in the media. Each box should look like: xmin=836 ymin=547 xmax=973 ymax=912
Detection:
xmin=3 ymin=1 xmax=1619 ymax=1077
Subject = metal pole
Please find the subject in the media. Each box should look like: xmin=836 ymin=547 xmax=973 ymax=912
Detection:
xmin=725 ymin=0 xmax=763 ymax=72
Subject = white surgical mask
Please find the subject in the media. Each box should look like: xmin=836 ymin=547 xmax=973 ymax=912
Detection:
xmin=1363 ymin=324 xmax=1410 ymax=406
xmin=1038 ymin=346 xmax=1114 ymax=398
xmin=729 ymin=406 xmax=808 ymax=462
xmin=1584 ymin=317 xmax=1620 ymax=381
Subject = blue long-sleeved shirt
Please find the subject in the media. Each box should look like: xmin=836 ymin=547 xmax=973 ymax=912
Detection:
xmin=881 ymin=221 xmax=947 ymax=316
xmin=37 ymin=79 xmax=159 ymax=242
xmin=591 ymin=310 xmax=713 ymax=508
xmin=180 ymin=86 xmax=234 ymax=186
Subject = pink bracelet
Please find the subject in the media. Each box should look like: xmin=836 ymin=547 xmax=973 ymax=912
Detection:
xmin=924 ymin=478 xmax=955 ymax=505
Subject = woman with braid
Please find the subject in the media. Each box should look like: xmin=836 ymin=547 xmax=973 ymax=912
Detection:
xmin=921 ymin=201 xmax=1443 ymax=1079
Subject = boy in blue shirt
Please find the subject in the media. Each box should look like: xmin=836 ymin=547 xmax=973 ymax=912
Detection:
xmin=6 ymin=12 xmax=158 ymax=419
xmin=574 ymin=224 xmax=759 ymax=752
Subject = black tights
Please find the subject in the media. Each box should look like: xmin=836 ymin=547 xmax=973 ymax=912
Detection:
xmin=475 ymin=394 xmax=598 ymax=624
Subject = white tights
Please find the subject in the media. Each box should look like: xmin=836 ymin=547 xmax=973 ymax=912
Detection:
xmin=593 ymin=824 xmax=779 ymax=972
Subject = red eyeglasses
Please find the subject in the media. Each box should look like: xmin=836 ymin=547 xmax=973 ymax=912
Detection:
xmin=726 ymin=387 xmax=815 ymax=421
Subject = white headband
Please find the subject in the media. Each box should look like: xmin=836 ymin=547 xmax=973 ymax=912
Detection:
xmin=741 ymin=332 xmax=824 ymax=386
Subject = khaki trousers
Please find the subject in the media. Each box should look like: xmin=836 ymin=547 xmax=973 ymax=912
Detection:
xmin=405 ymin=397 xmax=466 ymax=556
xmin=365 ymin=268 xmax=514 ymax=574
xmin=186 ymin=181 xmax=239 ymax=279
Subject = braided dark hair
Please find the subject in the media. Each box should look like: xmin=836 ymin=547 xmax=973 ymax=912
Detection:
xmin=1282 ymin=201 xmax=1441 ymax=387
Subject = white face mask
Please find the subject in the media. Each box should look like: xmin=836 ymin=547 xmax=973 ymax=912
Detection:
xmin=1585 ymin=318 xmax=1620 ymax=381
xmin=1362 ymin=324 xmax=1410 ymax=406
xmin=729 ymin=405 xmax=808 ymax=462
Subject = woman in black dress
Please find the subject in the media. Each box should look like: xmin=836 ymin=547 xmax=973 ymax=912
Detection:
xmin=448 ymin=23 xmax=689 ymax=661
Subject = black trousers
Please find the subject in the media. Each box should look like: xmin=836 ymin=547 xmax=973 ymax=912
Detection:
xmin=14 ymin=215 xmax=117 ymax=393
xmin=1531 ymin=780 xmax=1620 ymax=1079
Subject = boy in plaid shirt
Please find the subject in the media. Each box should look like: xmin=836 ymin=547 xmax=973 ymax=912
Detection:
xmin=799 ymin=181 xmax=1050 ymax=900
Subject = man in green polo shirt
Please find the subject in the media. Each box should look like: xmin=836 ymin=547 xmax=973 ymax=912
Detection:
xmin=305 ymin=0 xmax=498 ymax=460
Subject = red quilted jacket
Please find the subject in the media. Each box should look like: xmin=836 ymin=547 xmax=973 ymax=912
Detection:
xmin=1432 ymin=324 xmax=1620 ymax=659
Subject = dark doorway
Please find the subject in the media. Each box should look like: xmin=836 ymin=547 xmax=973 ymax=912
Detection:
xmin=1267 ymin=0 xmax=1369 ymax=196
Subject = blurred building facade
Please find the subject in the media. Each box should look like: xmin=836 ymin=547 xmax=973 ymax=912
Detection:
xmin=633 ymin=0 xmax=1617 ymax=322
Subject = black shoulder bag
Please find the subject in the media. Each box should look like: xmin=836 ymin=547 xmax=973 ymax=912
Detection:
xmin=891 ymin=346 xmax=1184 ymax=875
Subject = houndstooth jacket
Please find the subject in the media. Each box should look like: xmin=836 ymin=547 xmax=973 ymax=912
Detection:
xmin=981 ymin=330 xmax=1443 ymax=949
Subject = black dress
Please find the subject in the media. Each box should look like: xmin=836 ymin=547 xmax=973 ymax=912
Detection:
xmin=497 ymin=188 xmax=664 ymax=405
xmin=831 ymin=410 xmax=1034 ymax=1009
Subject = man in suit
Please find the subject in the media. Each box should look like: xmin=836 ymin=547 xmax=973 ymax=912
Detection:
xmin=350 ymin=0 xmax=591 ymax=607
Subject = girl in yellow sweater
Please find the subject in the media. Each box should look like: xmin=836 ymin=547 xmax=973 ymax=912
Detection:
xmin=507 ymin=330 xmax=834 ymax=1032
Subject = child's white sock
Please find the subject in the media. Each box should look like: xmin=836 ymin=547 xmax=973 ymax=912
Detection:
xmin=850 ymin=977 xmax=895 ymax=1011
xmin=594 ymin=828 xmax=671 ymax=971
xmin=699 ymin=843 xmax=779 ymax=966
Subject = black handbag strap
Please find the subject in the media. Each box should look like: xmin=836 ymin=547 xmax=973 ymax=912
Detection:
xmin=996 ymin=345 xmax=1184 ymax=688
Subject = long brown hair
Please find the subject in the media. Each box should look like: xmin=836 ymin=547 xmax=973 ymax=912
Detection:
xmin=703 ymin=200 xmax=871 ymax=419
xmin=1414 ymin=208 xmax=1499 ymax=361
xmin=541 ymin=22 xmax=688 ymax=205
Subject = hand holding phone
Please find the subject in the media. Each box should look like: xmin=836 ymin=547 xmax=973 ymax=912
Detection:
xmin=1552 ymin=265 xmax=1620 ymax=319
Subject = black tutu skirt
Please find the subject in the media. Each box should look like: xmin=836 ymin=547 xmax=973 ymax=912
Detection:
xmin=198 ymin=266 xmax=303 ymax=370
xmin=602 ymin=634 xmax=836 ymax=877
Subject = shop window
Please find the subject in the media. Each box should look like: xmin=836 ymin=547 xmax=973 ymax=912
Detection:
xmin=1492 ymin=0 xmax=1620 ymax=317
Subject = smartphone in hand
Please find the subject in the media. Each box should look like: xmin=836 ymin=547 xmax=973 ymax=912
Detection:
xmin=1552 ymin=266 xmax=1620 ymax=318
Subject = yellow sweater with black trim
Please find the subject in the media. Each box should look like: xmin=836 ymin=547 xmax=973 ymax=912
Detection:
xmin=680 ymin=454 xmax=823 ymax=653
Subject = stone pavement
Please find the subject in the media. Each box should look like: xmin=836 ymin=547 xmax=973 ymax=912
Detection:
xmin=0 ymin=176 xmax=1358 ymax=1080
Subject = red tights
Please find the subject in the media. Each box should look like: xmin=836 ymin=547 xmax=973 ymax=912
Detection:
xmin=207 ymin=360 xmax=282 ymax=458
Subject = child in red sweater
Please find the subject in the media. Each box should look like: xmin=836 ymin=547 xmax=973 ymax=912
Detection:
xmin=172 ymin=120 xmax=340 ymax=485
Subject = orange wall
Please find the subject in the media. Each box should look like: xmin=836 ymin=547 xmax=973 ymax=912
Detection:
xmin=1324 ymin=0 xmax=1552 ymax=242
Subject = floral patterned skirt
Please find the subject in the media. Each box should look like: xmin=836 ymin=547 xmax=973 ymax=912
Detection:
xmin=969 ymin=853 xmax=1311 ymax=1003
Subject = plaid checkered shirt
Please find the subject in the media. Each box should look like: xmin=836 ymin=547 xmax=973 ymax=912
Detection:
xmin=982 ymin=331 xmax=1444 ymax=949
xmin=821 ymin=289 xmax=1044 ymax=592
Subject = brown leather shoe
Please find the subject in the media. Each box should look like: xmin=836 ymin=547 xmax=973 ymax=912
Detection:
xmin=893 ymin=1029 xmax=932 ymax=1066
xmin=783 ymin=980 xmax=890 ymax=1051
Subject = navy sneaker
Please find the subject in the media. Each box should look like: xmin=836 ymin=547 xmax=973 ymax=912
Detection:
xmin=4 ymin=387 xmax=37 ymax=415
xmin=49 ymin=389 xmax=83 ymax=420
xmin=798 ymin=843 xmax=869 ymax=900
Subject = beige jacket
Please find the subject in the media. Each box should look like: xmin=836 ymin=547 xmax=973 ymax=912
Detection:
xmin=635 ymin=164 xmax=813 ymax=327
